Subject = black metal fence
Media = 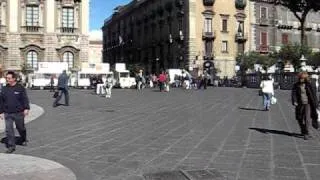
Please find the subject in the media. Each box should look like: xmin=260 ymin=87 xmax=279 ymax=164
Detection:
xmin=243 ymin=72 xmax=318 ymax=90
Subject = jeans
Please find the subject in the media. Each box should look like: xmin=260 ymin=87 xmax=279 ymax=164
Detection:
xmin=54 ymin=87 xmax=69 ymax=105
xmin=106 ymin=86 xmax=112 ymax=98
xmin=263 ymin=93 xmax=272 ymax=109
xmin=5 ymin=112 xmax=26 ymax=148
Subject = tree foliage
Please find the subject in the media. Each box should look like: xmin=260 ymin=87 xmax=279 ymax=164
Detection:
xmin=308 ymin=52 xmax=320 ymax=68
xmin=236 ymin=51 xmax=277 ymax=73
xmin=274 ymin=0 xmax=320 ymax=47
xmin=278 ymin=43 xmax=312 ymax=70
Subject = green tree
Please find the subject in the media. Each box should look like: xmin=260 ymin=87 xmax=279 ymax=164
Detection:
xmin=278 ymin=43 xmax=312 ymax=71
xmin=308 ymin=52 xmax=320 ymax=68
xmin=236 ymin=52 xmax=257 ymax=73
xmin=274 ymin=0 xmax=320 ymax=47
xmin=256 ymin=52 xmax=278 ymax=72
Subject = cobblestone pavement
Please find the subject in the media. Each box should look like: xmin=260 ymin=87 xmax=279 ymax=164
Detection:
xmin=5 ymin=87 xmax=320 ymax=180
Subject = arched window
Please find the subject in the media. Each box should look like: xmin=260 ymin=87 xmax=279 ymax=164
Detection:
xmin=63 ymin=51 xmax=74 ymax=69
xmin=27 ymin=50 xmax=38 ymax=69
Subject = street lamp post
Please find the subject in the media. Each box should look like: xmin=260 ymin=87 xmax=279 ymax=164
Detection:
xmin=156 ymin=57 xmax=160 ymax=74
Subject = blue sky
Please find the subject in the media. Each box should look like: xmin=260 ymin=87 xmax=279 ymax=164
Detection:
xmin=90 ymin=0 xmax=131 ymax=31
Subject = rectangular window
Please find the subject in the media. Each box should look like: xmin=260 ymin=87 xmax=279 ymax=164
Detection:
xmin=26 ymin=5 xmax=39 ymax=26
xmin=260 ymin=7 xmax=267 ymax=19
xmin=204 ymin=18 xmax=212 ymax=33
xmin=205 ymin=41 xmax=213 ymax=56
xmin=221 ymin=41 xmax=228 ymax=52
xmin=62 ymin=7 xmax=74 ymax=28
xmin=222 ymin=19 xmax=228 ymax=32
xmin=260 ymin=32 xmax=267 ymax=45
xmin=282 ymin=33 xmax=289 ymax=44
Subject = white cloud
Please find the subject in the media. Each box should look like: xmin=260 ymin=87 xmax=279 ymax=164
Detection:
xmin=89 ymin=29 xmax=102 ymax=41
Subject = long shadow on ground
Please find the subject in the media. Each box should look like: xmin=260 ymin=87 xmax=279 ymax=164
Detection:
xmin=249 ymin=128 xmax=303 ymax=138
xmin=239 ymin=107 xmax=265 ymax=111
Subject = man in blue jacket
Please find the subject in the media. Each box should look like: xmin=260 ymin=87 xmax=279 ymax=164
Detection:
xmin=53 ymin=70 xmax=69 ymax=107
xmin=0 ymin=71 xmax=30 ymax=153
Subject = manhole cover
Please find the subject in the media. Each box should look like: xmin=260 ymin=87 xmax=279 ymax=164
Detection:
xmin=144 ymin=171 xmax=187 ymax=180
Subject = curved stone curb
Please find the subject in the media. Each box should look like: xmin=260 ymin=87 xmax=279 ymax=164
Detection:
xmin=0 ymin=104 xmax=45 ymax=133
xmin=0 ymin=154 xmax=76 ymax=180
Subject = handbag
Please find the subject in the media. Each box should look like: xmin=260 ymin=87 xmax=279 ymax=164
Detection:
xmin=271 ymin=96 xmax=277 ymax=105
xmin=53 ymin=91 xmax=59 ymax=98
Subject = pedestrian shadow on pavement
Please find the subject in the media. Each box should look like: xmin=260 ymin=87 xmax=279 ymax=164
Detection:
xmin=239 ymin=107 xmax=265 ymax=111
xmin=249 ymin=128 xmax=303 ymax=138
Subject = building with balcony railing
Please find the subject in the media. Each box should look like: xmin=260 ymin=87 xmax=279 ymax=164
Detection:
xmin=250 ymin=0 xmax=320 ymax=54
xmin=102 ymin=0 xmax=251 ymax=78
xmin=0 ymin=0 xmax=89 ymax=73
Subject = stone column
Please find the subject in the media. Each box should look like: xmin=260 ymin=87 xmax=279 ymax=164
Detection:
xmin=80 ymin=0 xmax=89 ymax=35
xmin=9 ymin=0 xmax=18 ymax=32
xmin=46 ymin=0 xmax=56 ymax=33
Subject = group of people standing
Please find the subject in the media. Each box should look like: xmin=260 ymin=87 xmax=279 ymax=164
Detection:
xmin=135 ymin=70 xmax=212 ymax=92
xmin=135 ymin=71 xmax=171 ymax=92
xmin=94 ymin=75 xmax=114 ymax=98
xmin=260 ymin=72 xmax=319 ymax=140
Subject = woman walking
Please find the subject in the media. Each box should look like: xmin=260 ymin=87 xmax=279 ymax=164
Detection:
xmin=260 ymin=75 xmax=274 ymax=111
xmin=105 ymin=75 xmax=114 ymax=98
xmin=292 ymin=72 xmax=318 ymax=140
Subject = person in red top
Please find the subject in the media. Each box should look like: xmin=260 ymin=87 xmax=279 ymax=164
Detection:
xmin=158 ymin=71 xmax=166 ymax=92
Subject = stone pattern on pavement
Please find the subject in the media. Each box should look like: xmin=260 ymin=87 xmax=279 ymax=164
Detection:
xmin=0 ymin=154 xmax=76 ymax=180
xmin=0 ymin=104 xmax=44 ymax=133
xmin=3 ymin=88 xmax=319 ymax=180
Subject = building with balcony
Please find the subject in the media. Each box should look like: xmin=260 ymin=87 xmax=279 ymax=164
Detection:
xmin=0 ymin=0 xmax=89 ymax=74
xmin=102 ymin=0 xmax=251 ymax=77
xmin=250 ymin=0 xmax=320 ymax=54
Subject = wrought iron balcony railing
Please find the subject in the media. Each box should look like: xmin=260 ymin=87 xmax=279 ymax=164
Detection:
xmin=258 ymin=45 xmax=269 ymax=53
xmin=21 ymin=26 xmax=43 ymax=33
xmin=202 ymin=31 xmax=215 ymax=40
xmin=235 ymin=32 xmax=248 ymax=43
xmin=60 ymin=27 xmax=76 ymax=33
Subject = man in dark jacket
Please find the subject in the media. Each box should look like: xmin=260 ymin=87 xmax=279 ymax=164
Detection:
xmin=0 ymin=71 xmax=30 ymax=153
xmin=292 ymin=72 xmax=318 ymax=140
xmin=53 ymin=70 xmax=69 ymax=107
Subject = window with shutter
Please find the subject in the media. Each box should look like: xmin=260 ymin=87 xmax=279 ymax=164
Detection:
xmin=261 ymin=32 xmax=267 ymax=45
xmin=282 ymin=34 xmax=288 ymax=44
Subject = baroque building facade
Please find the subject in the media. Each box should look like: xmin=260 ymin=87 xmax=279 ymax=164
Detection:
xmin=102 ymin=0 xmax=250 ymax=78
xmin=0 ymin=0 xmax=89 ymax=73
xmin=250 ymin=0 xmax=320 ymax=53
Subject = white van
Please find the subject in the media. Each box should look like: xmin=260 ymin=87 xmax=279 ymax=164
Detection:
xmin=77 ymin=63 xmax=112 ymax=89
xmin=114 ymin=70 xmax=136 ymax=88
xmin=166 ymin=69 xmax=192 ymax=85
xmin=31 ymin=62 xmax=68 ymax=89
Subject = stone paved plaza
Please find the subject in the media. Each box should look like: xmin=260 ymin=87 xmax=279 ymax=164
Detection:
xmin=3 ymin=87 xmax=320 ymax=180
